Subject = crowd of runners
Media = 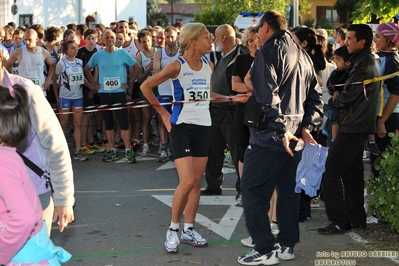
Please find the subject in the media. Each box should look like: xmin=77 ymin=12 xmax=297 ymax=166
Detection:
xmin=1 ymin=8 xmax=399 ymax=266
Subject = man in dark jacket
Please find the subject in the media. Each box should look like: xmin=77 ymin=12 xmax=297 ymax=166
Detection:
xmin=237 ymin=10 xmax=323 ymax=266
xmin=318 ymin=24 xmax=381 ymax=234
xmin=201 ymin=24 xmax=246 ymax=196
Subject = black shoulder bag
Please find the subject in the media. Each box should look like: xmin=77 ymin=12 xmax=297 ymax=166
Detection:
xmin=243 ymin=47 xmax=300 ymax=129
xmin=17 ymin=151 xmax=53 ymax=193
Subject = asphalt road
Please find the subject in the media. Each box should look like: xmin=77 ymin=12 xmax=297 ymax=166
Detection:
xmin=50 ymin=145 xmax=399 ymax=266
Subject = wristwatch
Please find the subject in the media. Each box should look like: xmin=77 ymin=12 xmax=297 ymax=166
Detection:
xmin=228 ymin=98 xmax=235 ymax=105
xmin=305 ymin=124 xmax=314 ymax=131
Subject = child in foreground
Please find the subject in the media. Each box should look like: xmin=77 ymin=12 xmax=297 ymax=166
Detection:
xmin=0 ymin=84 xmax=71 ymax=265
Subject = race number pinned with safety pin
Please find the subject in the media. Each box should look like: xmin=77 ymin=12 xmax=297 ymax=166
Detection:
xmin=104 ymin=77 xmax=121 ymax=91
xmin=184 ymin=85 xmax=210 ymax=107
xmin=69 ymin=72 xmax=84 ymax=86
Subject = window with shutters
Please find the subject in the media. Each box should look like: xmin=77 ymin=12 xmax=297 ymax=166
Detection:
xmin=19 ymin=14 xmax=33 ymax=27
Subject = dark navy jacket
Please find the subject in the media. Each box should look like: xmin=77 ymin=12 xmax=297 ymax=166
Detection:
xmin=249 ymin=30 xmax=324 ymax=152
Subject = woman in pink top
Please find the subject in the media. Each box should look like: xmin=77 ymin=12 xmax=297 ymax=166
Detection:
xmin=0 ymin=84 xmax=71 ymax=265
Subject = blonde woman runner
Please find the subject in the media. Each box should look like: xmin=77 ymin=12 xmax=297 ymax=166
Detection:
xmin=141 ymin=22 xmax=245 ymax=253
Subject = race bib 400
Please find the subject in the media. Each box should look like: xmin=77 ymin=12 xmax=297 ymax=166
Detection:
xmin=104 ymin=77 xmax=121 ymax=91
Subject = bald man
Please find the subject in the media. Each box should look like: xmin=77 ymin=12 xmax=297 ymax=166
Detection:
xmin=5 ymin=29 xmax=54 ymax=94
xmin=201 ymin=24 xmax=247 ymax=197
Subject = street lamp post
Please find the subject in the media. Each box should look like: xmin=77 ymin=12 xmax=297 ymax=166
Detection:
xmin=171 ymin=0 xmax=174 ymax=25
xmin=285 ymin=5 xmax=291 ymax=27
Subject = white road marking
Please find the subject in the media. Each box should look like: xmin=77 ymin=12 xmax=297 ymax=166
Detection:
xmin=152 ymin=195 xmax=243 ymax=240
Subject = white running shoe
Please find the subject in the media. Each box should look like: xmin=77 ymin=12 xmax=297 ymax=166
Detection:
xmin=180 ymin=227 xmax=207 ymax=247
xmin=164 ymin=228 xmax=179 ymax=253
xmin=240 ymin=236 xmax=255 ymax=248
xmin=74 ymin=150 xmax=88 ymax=161
xmin=270 ymin=222 xmax=279 ymax=235
xmin=141 ymin=144 xmax=150 ymax=157
xmin=277 ymin=245 xmax=295 ymax=260
xmin=237 ymin=250 xmax=279 ymax=265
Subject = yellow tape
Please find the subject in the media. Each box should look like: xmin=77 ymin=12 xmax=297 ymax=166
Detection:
xmin=363 ymin=71 xmax=399 ymax=85
xmin=363 ymin=71 xmax=399 ymax=116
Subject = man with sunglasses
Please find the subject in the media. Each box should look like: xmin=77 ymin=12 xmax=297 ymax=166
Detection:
xmin=237 ymin=10 xmax=323 ymax=265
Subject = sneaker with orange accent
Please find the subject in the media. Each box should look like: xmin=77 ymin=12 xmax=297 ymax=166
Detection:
xmin=91 ymin=143 xmax=106 ymax=153
xmin=81 ymin=144 xmax=95 ymax=155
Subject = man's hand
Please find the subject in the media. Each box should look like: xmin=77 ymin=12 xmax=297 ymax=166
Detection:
xmin=42 ymin=80 xmax=51 ymax=91
xmin=92 ymin=83 xmax=101 ymax=91
xmin=332 ymin=91 xmax=340 ymax=101
xmin=53 ymin=206 xmax=74 ymax=233
xmin=377 ymin=118 xmax=387 ymax=139
xmin=232 ymin=75 xmax=243 ymax=83
xmin=232 ymin=92 xmax=251 ymax=103
xmin=282 ymin=131 xmax=299 ymax=157
xmin=302 ymin=128 xmax=317 ymax=146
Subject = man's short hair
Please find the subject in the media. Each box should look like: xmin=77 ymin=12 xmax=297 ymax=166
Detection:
xmin=259 ymin=10 xmax=287 ymax=32
xmin=84 ymin=29 xmax=98 ymax=39
xmin=67 ymin=23 xmax=77 ymax=32
xmin=347 ymin=24 xmax=373 ymax=47
xmin=164 ymin=26 xmax=178 ymax=34
xmin=44 ymin=26 xmax=62 ymax=42
xmin=30 ymin=24 xmax=45 ymax=40
xmin=137 ymin=29 xmax=151 ymax=41
xmin=76 ymin=24 xmax=88 ymax=35
xmin=13 ymin=29 xmax=24 ymax=36
xmin=95 ymin=23 xmax=106 ymax=32
xmin=337 ymin=29 xmax=346 ymax=41
xmin=4 ymin=25 xmax=14 ymax=35
xmin=7 ymin=22 xmax=16 ymax=29
xmin=174 ymin=21 xmax=184 ymax=29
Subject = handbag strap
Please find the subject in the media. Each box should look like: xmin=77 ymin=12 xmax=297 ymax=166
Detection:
xmin=17 ymin=151 xmax=45 ymax=177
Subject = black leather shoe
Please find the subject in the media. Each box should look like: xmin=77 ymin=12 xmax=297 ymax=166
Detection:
xmin=200 ymin=188 xmax=222 ymax=195
xmin=318 ymin=223 xmax=351 ymax=234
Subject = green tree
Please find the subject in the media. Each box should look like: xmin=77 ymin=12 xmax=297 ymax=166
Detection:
xmin=334 ymin=0 xmax=357 ymax=24
xmin=352 ymin=0 xmax=399 ymax=23
xmin=194 ymin=7 xmax=234 ymax=25
xmin=147 ymin=0 xmax=161 ymax=17
xmin=147 ymin=0 xmax=167 ymax=26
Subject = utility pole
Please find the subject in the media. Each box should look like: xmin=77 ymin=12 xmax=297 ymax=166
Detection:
xmin=171 ymin=0 xmax=174 ymax=25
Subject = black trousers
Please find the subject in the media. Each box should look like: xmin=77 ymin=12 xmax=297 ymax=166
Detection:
xmin=241 ymin=145 xmax=301 ymax=254
xmin=321 ymin=132 xmax=367 ymax=228
xmin=205 ymin=106 xmax=239 ymax=192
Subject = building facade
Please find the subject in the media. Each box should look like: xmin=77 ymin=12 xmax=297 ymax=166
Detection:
xmin=0 ymin=0 xmax=147 ymax=29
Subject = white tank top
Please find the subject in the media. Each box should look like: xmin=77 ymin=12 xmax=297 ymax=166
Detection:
xmin=57 ymin=58 xmax=84 ymax=99
xmin=170 ymin=56 xmax=212 ymax=126
xmin=19 ymin=46 xmax=45 ymax=87
xmin=139 ymin=51 xmax=154 ymax=77
xmin=158 ymin=47 xmax=180 ymax=96
xmin=123 ymin=38 xmax=140 ymax=58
